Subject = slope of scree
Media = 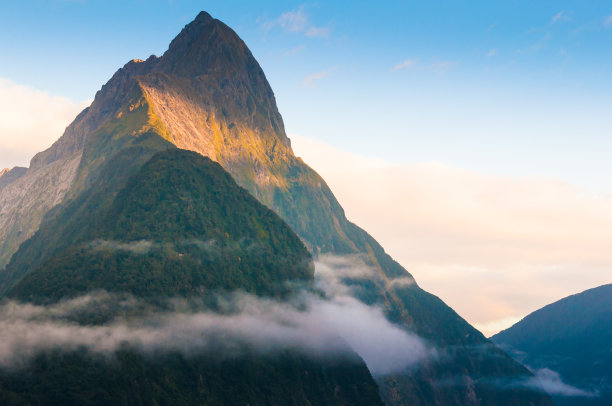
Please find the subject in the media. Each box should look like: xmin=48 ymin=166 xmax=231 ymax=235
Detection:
xmin=492 ymin=284 xmax=612 ymax=406
xmin=0 ymin=148 xmax=383 ymax=406
xmin=0 ymin=11 xmax=552 ymax=406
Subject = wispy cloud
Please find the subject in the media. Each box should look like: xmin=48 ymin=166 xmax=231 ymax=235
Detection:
xmin=517 ymin=33 xmax=552 ymax=54
xmin=306 ymin=26 xmax=330 ymax=38
xmin=393 ymin=59 xmax=419 ymax=71
xmin=487 ymin=49 xmax=498 ymax=57
xmin=552 ymin=11 xmax=566 ymax=23
xmin=263 ymin=6 xmax=330 ymax=38
xmin=393 ymin=59 xmax=456 ymax=74
xmin=432 ymin=60 xmax=457 ymax=73
xmin=278 ymin=7 xmax=308 ymax=32
xmin=302 ymin=70 xmax=331 ymax=87
xmin=282 ymin=45 xmax=306 ymax=58
xmin=604 ymin=14 xmax=612 ymax=27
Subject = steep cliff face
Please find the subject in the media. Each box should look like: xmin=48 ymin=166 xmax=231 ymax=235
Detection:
xmin=0 ymin=154 xmax=81 ymax=269
xmin=0 ymin=11 xmax=552 ymax=406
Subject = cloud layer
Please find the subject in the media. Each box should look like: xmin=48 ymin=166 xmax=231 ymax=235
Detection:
xmin=291 ymin=135 xmax=612 ymax=336
xmin=0 ymin=257 xmax=433 ymax=375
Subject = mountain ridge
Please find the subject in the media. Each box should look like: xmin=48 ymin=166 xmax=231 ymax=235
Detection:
xmin=492 ymin=284 xmax=612 ymax=405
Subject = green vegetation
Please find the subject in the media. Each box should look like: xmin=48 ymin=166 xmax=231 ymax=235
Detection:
xmin=9 ymin=149 xmax=312 ymax=302
xmin=0 ymin=349 xmax=383 ymax=406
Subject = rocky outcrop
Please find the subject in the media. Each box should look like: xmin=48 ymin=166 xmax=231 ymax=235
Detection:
xmin=0 ymin=167 xmax=27 ymax=190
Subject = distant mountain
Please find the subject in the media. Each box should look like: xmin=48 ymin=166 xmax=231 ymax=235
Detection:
xmin=492 ymin=284 xmax=612 ymax=405
xmin=0 ymin=167 xmax=26 ymax=190
xmin=0 ymin=11 xmax=552 ymax=405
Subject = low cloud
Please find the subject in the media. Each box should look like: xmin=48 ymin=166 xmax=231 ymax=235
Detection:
xmin=0 ymin=258 xmax=433 ymax=376
xmin=89 ymin=239 xmax=157 ymax=255
xmin=0 ymin=78 xmax=89 ymax=168
xmin=436 ymin=367 xmax=597 ymax=397
xmin=291 ymin=135 xmax=612 ymax=337
xmin=526 ymin=368 xmax=597 ymax=397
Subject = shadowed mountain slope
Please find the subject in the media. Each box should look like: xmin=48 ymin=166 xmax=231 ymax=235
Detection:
xmin=492 ymin=284 xmax=612 ymax=405
xmin=0 ymin=11 xmax=552 ymax=406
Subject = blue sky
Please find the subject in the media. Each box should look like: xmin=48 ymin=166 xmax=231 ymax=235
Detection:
xmin=1 ymin=0 xmax=612 ymax=193
xmin=1 ymin=1 xmax=612 ymax=334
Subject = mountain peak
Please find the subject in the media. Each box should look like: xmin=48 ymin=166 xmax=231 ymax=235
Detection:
xmin=157 ymin=11 xmax=252 ymax=78
xmin=194 ymin=10 xmax=214 ymax=24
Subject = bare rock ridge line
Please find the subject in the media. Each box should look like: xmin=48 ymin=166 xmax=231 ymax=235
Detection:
xmin=0 ymin=167 xmax=27 ymax=190
xmin=0 ymin=154 xmax=82 ymax=268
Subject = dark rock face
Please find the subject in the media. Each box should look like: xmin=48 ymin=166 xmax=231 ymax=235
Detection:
xmin=492 ymin=284 xmax=612 ymax=405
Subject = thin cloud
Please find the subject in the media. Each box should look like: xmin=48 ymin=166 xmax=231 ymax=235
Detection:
xmin=517 ymin=33 xmax=552 ymax=54
xmin=526 ymin=369 xmax=598 ymax=397
xmin=278 ymin=7 xmax=308 ymax=32
xmin=264 ymin=6 xmax=331 ymax=38
xmin=306 ymin=26 xmax=330 ymax=38
xmin=393 ymin=59 xmax=456 ymax=74
xmin=302 ymin=70 xmax=331 ymax=87
xmin=393 ymin=59 xmax=419 ymax=71
xmin=552 ymin=11 xmax=565 ymax=23
xmin=487 ymin=49 xmax=498 ymax=57
xmin=432 ymin=60 xmax=457 ymax=73
xmin=282 ymin=45 xmax=306 ymax=58
xmin=604 ymin=14 xmax=612 ymax=27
